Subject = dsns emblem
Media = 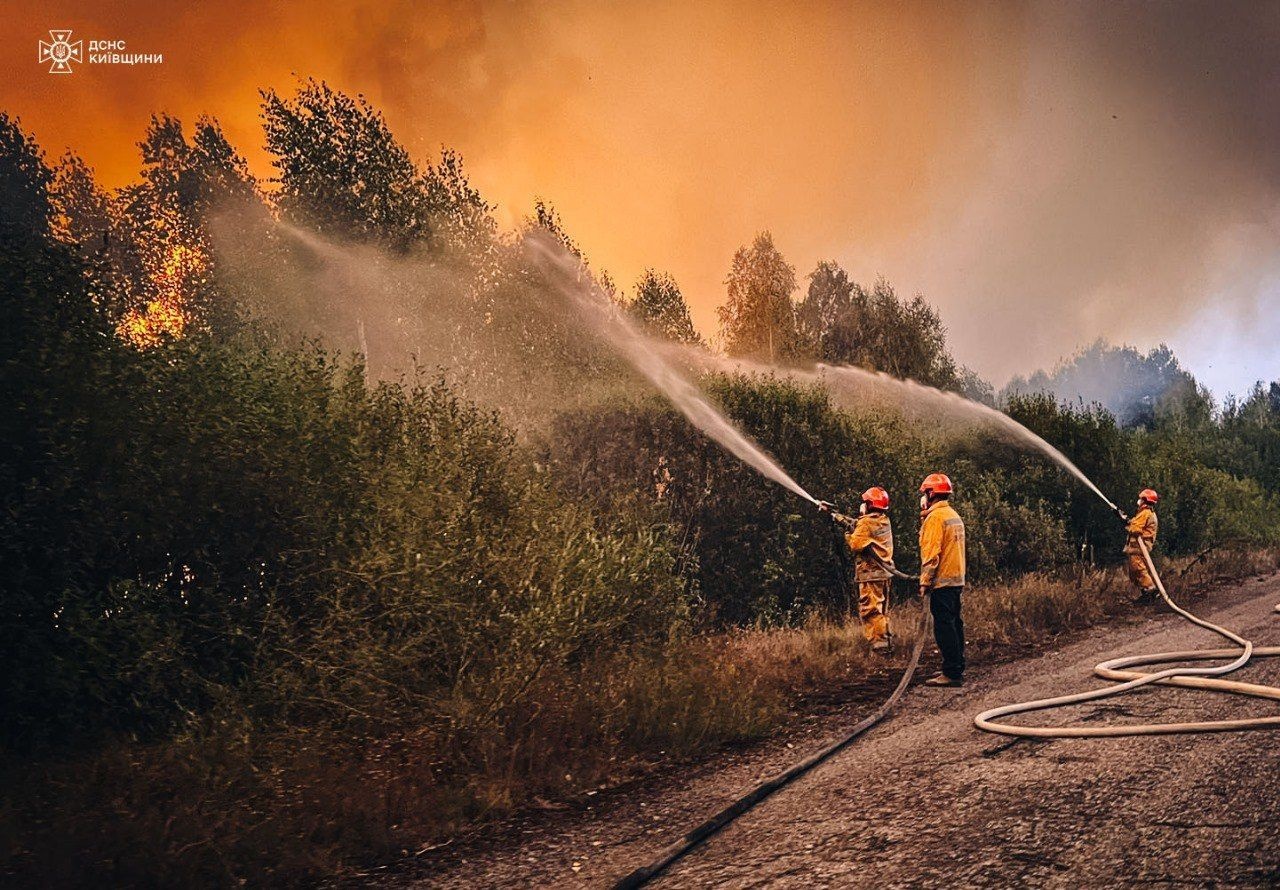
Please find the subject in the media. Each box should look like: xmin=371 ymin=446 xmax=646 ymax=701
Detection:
xmin=39 ymin=30 xmax=83 ymax=74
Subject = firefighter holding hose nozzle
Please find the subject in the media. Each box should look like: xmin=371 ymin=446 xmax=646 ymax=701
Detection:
xmin=821 ymin=488 xmax=897 ymax=653
xmin=1124 ymin=488 xmax=1160 ymax=604
xmin=918 ymin=473 xmax=966 ymax=688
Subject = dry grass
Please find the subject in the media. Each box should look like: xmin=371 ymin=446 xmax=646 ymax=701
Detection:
xmin=5 ymin=547 xmax=1276 ymax=887
xmin=965 ymin=569 xmax=1127 ymax=645
xmin=967 ymin=546 xmax=1280 ymax=646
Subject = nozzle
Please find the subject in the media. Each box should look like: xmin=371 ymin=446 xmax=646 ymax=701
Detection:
xmin=1114 ymin=504 xmax=1129 ymax=523
xmin=819 ymin=501 xmax=856 ymax=530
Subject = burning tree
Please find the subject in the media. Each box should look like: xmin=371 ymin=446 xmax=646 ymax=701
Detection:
xmin=115 ymin=208 xmax=205 ymax=348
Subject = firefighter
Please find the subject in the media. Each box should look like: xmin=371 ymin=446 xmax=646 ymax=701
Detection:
xmin=918 ymin=473 xmax=966 ymax=687
xmin=841 ymin=487 xmax=896 ymax=653
xmin=1124 ymin=488 xmax=1160 ymax=603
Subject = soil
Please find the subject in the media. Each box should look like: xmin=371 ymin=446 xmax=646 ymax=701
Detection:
xmin=360 ymin=572 xmax=1280 ymax=888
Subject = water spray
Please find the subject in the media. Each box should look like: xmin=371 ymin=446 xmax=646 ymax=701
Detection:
xmin=814 ymin=363 xmax=1130 ymax=520
xmin=645 ymin=339 xmax=1130 ymax=520
xmin=268 ymin=223 xmax=1276 ymax=885
xmin=280 ymin=222 xmax=1121 ymax=526
xmin=526 ymin=234 xmax=822 ymax=508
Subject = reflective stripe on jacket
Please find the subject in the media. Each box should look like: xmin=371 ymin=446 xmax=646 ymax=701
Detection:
xmin=919 ymin=501 xmax=965 ymax=589
xmin=1124 ymin=507 xmax=1158 ymax=554
xmin=845 ymin=512 xmax=894 ymax=582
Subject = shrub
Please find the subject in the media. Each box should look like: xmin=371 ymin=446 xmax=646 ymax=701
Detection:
xmin=545 ymin=374 xmax=927 ymax=625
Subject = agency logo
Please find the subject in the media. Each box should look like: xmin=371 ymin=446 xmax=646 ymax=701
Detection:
xmin=36 ymin=30 xmax=162 ymax=74
xmin=38 ymin=29 xmax=83 ymax=74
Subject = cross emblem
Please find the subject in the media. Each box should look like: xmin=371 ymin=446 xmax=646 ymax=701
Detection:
xmin=39 ymin=30 xmax=83 ymax=74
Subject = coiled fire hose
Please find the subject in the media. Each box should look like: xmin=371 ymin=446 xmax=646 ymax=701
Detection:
xmin=975 ymin=538 xmax=1280 ymax=737
xmin=613 ymin=555 xmax=928 ymax=889
xmin=614 ymin=525 xmax=1280 ymax=885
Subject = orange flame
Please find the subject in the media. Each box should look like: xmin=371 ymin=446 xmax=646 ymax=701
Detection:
xmin=118 ymin=237 xmax=204 ymax=349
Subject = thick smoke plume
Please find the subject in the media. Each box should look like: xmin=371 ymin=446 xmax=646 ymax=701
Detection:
xmin=41 ymin=0 xmax=1274 ymax=400
xmin=891 ymin=2 xmax=1280 ymax=394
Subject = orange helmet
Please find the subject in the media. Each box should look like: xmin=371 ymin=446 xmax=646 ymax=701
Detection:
xmin=919 ymin=473 xmax=953 ymax=496
xmin=861 ymin=486 xmax=890 ymax=510
xmin=1139 ymin=488 xmax=1159 ymax=505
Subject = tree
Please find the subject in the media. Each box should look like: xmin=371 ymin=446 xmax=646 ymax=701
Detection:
xmin=795 ymin=262 xmax=965 ymax=390
xmin=885 ymin=284 xmax=959 ymax=386
xmin=422 ymin=147 xmax=495 ymax=250
xmin=0 ymin=114 xmax=133 ymax=746
xmin=718 ymin=231 xmax=799 ymax=360
xmin=1214 ymin=379 xmax=1280 ymax=492
xmin=49 ymin=151 xmax=112 ymax=253
xmin=47 ymin=150 xmax=137 ymax=322
xmin=525 ymin=199 xmax=618 ymax=302
xmin=629 ymin=269 xmax=700 ymax=344
xmin=529 ymin=199 xmax=582 ymax=259
xmin=0 ymin=113 xmax=52 ymax=244
xmin=796 ymin=260 xmax=856 ymax=359
xmin=957 ymin=366 xmax=996 ymax=405
xmin=104 ymin=114 xmax=265 ymax=343
xmin=261 ymin=80 xmax=430 ymax=249
xmin=1003 ymin=340 xmax=1209 ymax=428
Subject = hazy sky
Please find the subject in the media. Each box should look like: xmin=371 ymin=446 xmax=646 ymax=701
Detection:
xmin=3 ymin=1 xmax=1277 ymax=397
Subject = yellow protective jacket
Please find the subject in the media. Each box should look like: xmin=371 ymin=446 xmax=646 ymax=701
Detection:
xmin=1124 ymin=507 xmax=1158 ymax=555
xmin=919 ymin=501 xmax=965 ymax=590
xmin=845 ymin=512 xmax=894 ymax=582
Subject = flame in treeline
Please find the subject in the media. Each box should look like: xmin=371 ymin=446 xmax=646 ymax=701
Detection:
xmin=117 ymin=221 xmax=206 ymax=349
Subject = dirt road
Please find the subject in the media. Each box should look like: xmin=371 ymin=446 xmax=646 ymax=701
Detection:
xmin=384 ymin=574 xmax=1280 ymax=888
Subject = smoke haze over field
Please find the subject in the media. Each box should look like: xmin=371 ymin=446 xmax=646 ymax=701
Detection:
xmin=3 ymin=1 xmax=1276 ymax=396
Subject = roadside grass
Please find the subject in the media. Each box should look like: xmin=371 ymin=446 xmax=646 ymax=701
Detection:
xmin=4 ymin=547 xmax=1276 ymax=887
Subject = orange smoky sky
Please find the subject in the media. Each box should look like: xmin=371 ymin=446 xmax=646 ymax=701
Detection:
xmin=3 ymin=1 xmax=1277 ymax=396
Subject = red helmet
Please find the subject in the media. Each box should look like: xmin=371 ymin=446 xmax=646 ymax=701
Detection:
xmin=861 ymin=486 xmax=890 ymax=510
xmin=919 ymin=473 xmax=953 ymax=496
xmin=1139 ymin=488 xmax=1159 ymax=505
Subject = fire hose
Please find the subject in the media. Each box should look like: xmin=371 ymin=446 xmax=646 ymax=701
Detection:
xmin=613 ymin=527 xmax=929 ymax=889
xmin=614 ymin=516 xmax=1280 ymax=887
xmin=974 ymin=537 xmax=1280 ymax=737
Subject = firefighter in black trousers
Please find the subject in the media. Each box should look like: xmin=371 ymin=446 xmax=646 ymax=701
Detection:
xmin=918 ymin=473 xmax=967 ymax=687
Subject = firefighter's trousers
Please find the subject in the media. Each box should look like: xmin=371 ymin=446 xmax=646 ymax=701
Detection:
xmin=1126 ymin=552 xmax=1155 ymax=591
xmin=857 ymin=579 xmax=891 ymax=644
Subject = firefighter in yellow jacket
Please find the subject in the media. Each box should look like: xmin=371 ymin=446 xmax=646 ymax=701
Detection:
xmin=836 ymin=487 xmax=896 ymax=652
xmin=1124 ymin=488 xmax=1160 ymax=603
xmin=918 ymin=473 xmax=966 ymax=687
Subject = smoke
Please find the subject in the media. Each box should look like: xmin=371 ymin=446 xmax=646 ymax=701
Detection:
xmin=211 ymin=203 xmax=1123 ymax=512
xmin=1 ymin=0 xmax=1021 ymax=332
xmin=296 ymin=0 xmax=1280 ymax=399
xmin=1000 ymin=340 xmax=1208 ymax=425
xmin=888 ymin=2 xmax=1280 ymax=394
xmin=44 ymin=0 xmax=1272 ymax=403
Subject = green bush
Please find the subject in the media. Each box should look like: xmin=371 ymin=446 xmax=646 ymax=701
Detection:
xmin=1 ymin=310 xmax=687 ymax=750
xmin=545 ymin=374 xmax=931 ymax=624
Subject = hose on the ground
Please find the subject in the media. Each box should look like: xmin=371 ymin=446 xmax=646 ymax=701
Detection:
xmin=974 ymin=538 xmax=1280 ymax=737
xmin=612 ymin=592 xmax=932 ymax=889
xmin=613 ymin=513 xmax=1278 ymax=885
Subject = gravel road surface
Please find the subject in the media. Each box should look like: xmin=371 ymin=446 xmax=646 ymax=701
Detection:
xmin=380 ymin=573 xmax=1280 ymax=888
